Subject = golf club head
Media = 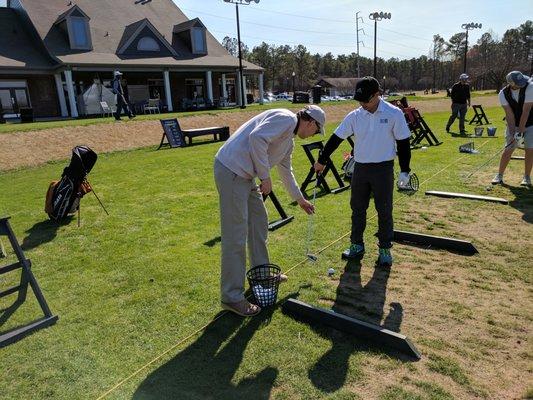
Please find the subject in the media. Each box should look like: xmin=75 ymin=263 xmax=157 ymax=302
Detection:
xmin=306 ymin=253 xmax=318 ymax=262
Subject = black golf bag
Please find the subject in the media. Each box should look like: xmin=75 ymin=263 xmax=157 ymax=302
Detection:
xmin=45 ymin=146 xmax=98 ymax=221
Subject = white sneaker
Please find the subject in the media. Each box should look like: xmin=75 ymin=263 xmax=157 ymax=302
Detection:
xmin=491 ymin=173 xmax=503 ymax=185
xmin=520 ymin=176 xmax=531 ymax=187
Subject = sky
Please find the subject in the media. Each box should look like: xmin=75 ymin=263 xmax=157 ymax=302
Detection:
xmin=0 ymin=0 xmax=529 ymax=59
xmin=173 ymin=0 xmax=532 ymax=60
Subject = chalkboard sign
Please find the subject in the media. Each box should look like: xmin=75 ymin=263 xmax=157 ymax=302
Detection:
xmin=159 ymin=119 xmax=185 ymax=149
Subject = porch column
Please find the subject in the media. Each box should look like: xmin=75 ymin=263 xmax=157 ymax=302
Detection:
xmin=64 ymin=70 xmax=78 ymax=118
xmin=206 ymin=70 xmax=213 ymax=104
xmin=242 ymin=75 xmax=248 ymax=106
xmin=54 ymin=73 xmax=68 ymax=117
xmin=163 ymin=70 xmax=173 ymax=112
xmin=221 ymin=74 xmax=227 ymax=98
xmin=236 ymin=71 xmax=242 ymax=107
xmin=258 ymin=72 xmax=264 ymax=105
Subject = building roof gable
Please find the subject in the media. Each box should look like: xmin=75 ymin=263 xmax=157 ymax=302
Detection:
xmin=55 ymin=4 xmax=90 ymax=25
xmin=116 ymin=18 xmax=178 ymax=57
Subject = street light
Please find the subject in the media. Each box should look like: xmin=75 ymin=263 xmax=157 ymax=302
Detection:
xmin=223 ymin=0 xmax=260 ymax=109
xmin=461 ymin=22 xmax=482 ymax=74
xmin=292 ymin=71 xmax=296 ymax=93
xmin=369 ymin=11 xmax=391 ymax=78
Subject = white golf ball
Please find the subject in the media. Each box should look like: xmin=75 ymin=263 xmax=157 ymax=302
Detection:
xmin=327 ymin=268 xmax=335 ymax=276
xmin=421 ymin=146 xmax=428 ymax=151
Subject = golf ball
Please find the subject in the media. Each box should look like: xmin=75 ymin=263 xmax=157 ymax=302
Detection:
xmin=421 ymin=146 xmax=428 ymax=151
xmin=327 ymin=268 xmax=335 ymax=276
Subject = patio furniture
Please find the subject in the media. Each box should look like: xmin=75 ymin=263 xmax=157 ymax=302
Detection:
xmin=144 ymin=99 xmax=160 ymax=114
xmin=99 ymin=101 xmax=113 ymax=118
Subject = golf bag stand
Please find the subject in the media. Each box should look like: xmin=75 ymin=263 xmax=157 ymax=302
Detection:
xmin=263 ymin=191 xmax=294 ymax=231
xmin=300 ymin=141 xmax=349 ymax=198
xmin=0 ymin=217 xmax=58 ymax=347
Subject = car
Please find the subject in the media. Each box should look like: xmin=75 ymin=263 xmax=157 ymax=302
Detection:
xmin=275 ymin=93 xmax=292 ymax=102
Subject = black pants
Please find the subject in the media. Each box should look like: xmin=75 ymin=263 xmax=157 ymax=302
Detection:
xmin=114 ymin=95 xmax=133 ymax=120
xmin=350 ymin=160 xmax=394 ymax=248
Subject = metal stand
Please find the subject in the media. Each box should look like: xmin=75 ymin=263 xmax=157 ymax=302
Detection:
xmin=300 ymin=141 xmax=350 ymax=198
xmin=0 ymin=217 xmax=58 ymax=348
xmin=469 ymin=105 xmax=490 ymax=125
xmin=282 ymin=298 xmax=421 ymax=360
xmin=263 ymin=191 xmax=294 ymax=231
xmin=408 ymin=109 xmax=441 ymax=147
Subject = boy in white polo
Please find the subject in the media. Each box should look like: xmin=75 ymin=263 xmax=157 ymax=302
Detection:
xmin=314 ymin=77 xmax=412 ymax=267
xmin=214 ymin=105 xmax=325 ymax=316
xmin=491 ymin=71 xmax=532 ymax=187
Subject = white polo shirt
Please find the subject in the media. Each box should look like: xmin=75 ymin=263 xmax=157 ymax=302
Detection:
xmin=499 ymin=82 xmax=533 ymax=106
xmin=334 ymin=99 xmax=411 ymax=163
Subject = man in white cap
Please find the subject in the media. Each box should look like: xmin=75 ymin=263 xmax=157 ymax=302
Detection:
xmin=112 ymin=70 xmax=134 ymax=120
xmin=446 ymin=73 xmax=471 ymax=134
xmin=214 ymin=105 xmax=325 ymax=316
xmin=492 ymin=71 xmax=532 ymax=187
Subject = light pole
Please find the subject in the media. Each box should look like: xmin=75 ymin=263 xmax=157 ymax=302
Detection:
xmin=292 ymin=71 xmax=296 ymax=93
xmin=461 ymin=22 xmax=481 ymax=74
xmin=369 ymin=11 xmax=391 ymax=78
xmin=223 ymin=0 xmax=260 ymax=109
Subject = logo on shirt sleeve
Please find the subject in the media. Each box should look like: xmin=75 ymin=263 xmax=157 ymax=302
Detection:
xmin=380 ymin=118 xmax=388 ymax=123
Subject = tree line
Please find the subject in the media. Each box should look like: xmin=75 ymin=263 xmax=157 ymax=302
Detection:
xmin=222 ymin=20 xmax=532 ymax=93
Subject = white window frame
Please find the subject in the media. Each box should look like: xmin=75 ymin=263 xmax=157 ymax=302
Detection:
xmin=190 ymin=27 xmax=207 ymax=55
xmin=137 ymin=36 xmax=160 ymax=52
xmin=67 ymin=16 xmax=92 ymax=50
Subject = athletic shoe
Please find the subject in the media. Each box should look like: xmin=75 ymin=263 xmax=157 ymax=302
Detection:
xmin=520 ymin=176 xmax=531 ymax=187
xmin=377 ymin=248 xmax=393 ymax=267
xmin=491 ymin=173 xmax=503 ymax=185
xmin=341 ymin=243 xmax=365 ymax=259
xmin=460 ymin=130 xmax=467 ymax=135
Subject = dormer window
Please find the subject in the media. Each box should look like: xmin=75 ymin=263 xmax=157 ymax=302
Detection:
xmin=70 ymin=17 xmax=90 ymax=48
xmin=191 ymin=27 xmax=206 ymax=54
xmin=137 ymin=37 xmax=160 ymax=52
xmin=173 ymin=18 xmax=208 ymax=55
xmin=55 ymin=5 xmax=92 ymax=50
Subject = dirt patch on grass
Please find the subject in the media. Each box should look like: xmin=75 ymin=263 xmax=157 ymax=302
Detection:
xmin=327 ymin=189 xmax=532 ymax=399
xmin=0 ymin=96 xmax=500 ymax=172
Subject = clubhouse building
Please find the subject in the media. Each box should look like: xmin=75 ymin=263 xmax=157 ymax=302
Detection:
xmin=0 ymin=0 xmax=264 ymax=118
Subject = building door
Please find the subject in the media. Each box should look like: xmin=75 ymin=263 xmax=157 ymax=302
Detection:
xmin=0 ymin=85 xmax=31 ymax=114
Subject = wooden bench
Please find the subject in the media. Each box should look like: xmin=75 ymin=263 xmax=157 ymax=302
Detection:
xmin=158 ymin=118 xmax=230 ymax=150
xmin=182 ymin=126 xmax=230 ymax=145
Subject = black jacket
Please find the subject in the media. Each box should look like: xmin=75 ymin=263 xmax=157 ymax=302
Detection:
xmin=450 ymin=82 xmax=470 ymax=104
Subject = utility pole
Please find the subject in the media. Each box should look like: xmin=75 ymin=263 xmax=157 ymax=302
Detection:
xmin=461 ymin=22 xmax=481 ymax=74
xmin=355 ymin=12 xmax=364 ymax=78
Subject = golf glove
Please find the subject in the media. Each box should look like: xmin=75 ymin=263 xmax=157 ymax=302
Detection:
xmin=514 ymin=131 xmax=525 ymax=147
xmin=398 ymin=172 xmax=410 ymax=188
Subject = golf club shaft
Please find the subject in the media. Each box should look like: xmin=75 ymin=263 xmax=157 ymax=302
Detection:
xmin=305 ymin=173 xmax=319 ymax=256
xmin=465 ymin=139 xmax=515 ymax=180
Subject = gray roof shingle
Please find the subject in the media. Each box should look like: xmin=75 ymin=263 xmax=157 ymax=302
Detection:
xmin=14 ymin=0 xmax=262 ymax=71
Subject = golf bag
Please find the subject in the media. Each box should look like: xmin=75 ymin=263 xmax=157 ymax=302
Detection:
xmin=45 ymin=146 xmax=97 ymax=221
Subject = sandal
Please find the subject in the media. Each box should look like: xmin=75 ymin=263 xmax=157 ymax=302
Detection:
xmin=221 ymin=300 xmax=261 ymax=317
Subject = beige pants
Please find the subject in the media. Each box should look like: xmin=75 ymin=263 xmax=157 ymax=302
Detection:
xmin=214 ymin=159 xmax=269 ymax=303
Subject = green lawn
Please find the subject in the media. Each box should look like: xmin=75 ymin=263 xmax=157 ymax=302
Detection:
xmin=0 ymin=106 xmax=531 ymax=399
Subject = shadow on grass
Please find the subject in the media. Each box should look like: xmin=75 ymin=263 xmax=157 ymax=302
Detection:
xmin=21 ymin=217 xmax=74 ymax=251
xmin=503 ymin=184 xmax=533 ymax=224
xmin=306 ymin=258 xmax=409 ymax=393
xmin=203 ymin=236 xmax=221 ymax=247
xmin=133 ymin=293 xmax=300 ymax=400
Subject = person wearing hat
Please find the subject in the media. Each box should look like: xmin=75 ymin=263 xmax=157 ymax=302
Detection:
xmin=214 ymin=105 xmax=324 ymax=316
xmin=112 ymin=71 xmax=134 ymax=120
xmin=446 ymin=73 xmax=471 ymax=134
xmin=314 ymin=76 xmax=412 ymax=267
xmin=491 ymin=71 xmax=533 ymax=187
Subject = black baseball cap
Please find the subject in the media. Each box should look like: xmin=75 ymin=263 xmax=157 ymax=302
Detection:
xmin=353 ymin=76 xmax=381 ymax=102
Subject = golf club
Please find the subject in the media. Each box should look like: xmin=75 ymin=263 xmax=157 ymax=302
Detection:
xmin=464 ymin=138 xmax=517 ymax=180
xmin=305 ymin=172 xmax=320 ymax=262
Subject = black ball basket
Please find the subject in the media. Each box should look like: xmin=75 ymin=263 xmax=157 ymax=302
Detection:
xmin=246 ymin=264 xmax=281 ymax=307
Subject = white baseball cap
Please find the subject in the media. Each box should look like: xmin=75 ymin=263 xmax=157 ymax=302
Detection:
xmin=459 ymin=73 xmax=469 ymax=81
xmin=303 ymin=105 xmax=326 ymax=135
xmin=114 ymin=70 xmax=123 ymax=77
